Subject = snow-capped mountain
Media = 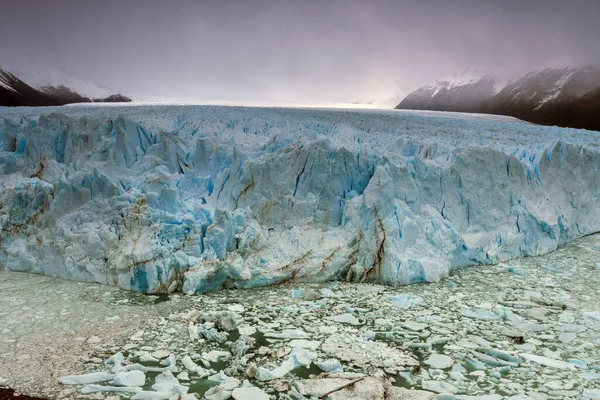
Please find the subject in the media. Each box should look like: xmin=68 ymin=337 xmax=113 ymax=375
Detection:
xmin=11 ymin=65 xmax=114 ymax=100
xmin=0 ymin=66 xmax=131 ymax=107
xmin=396 ymin=66 xmax=600 ymax=131
xmin=396 ymin=70 xmax=507 ymax=113
xmin=480 ymin=65 xmax=600 ymax=113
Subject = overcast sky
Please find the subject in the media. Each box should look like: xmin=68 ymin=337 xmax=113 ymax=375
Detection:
xmin=2 ymin=0 xmax=600 ymax=105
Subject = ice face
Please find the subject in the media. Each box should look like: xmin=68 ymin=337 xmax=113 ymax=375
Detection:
xmin=1 ymin=105 xmax=600 ymax=294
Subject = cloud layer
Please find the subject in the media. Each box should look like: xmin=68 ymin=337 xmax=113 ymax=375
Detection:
xmin=2 ymin=0 xmax=599 ymax=104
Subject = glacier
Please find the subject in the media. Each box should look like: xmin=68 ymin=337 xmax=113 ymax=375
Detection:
xmin=1 ymin=105 xmax=600 ymax=294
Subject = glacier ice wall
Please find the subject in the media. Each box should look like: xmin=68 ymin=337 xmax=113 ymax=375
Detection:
xmin=1 ymin=105 xmax=600 ymax=294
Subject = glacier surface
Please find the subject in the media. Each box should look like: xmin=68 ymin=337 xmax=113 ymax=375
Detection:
xmin=1 ymin=105 xmax=599 ymax=294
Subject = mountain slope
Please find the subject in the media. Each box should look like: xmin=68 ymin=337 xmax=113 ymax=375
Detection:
xmin=15 ymin=66 xmax=114 ymax=100
xmin=0 ymin=68 xmax=64 ymax=106
xmin=396 ymin=66 xmax=600 ymax=131
xmin=532 ymin=86 xmax=600 ymax=131
xmin=0 ymin=66 xmax=131 ymax=107
xmin=397 ymin=72 xmax=505 ymax=113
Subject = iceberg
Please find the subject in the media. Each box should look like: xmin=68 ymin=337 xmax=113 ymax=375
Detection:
xmin=2 ymin=105 xmax=600 ymax=294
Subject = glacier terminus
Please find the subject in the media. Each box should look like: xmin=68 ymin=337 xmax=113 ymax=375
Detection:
xmin=1 ymin=105 xmax=600 ymax=294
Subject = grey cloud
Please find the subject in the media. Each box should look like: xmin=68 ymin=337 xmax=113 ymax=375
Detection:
xmin=1 ymin=0 xmax=599 ymax=104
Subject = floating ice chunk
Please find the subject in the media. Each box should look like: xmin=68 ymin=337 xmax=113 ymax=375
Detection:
xmin=583 ymin=372 xmax=600 ymax=381
xmin=460 ymin=308 xmax=500 ymax=320
xmin=568 ymin=358 xmax=587 ymax=368
xmin=507 ymin=266 xmax=529 ymax=275
xmin=151 ymin=350 xmax=170 ymax=359
xmin=583 ymin=311 xmax=600 ymax=321
xmin=401 ymin=321 xmax=427 ymax=331
xmin=159 ymin=354 xmax=177 ymax=367
xmin=131 ymin=391 xmax=173 ymax=400
xmin=207 ymin=371 xmax=241 ymax=391
xmin=238 ymin=325 xmax=256 ymax=336
xmin=151 ymin=371 xmax=188 ymax=396
xmin=177 ymin=371 xmax=189 ymax=381
xmin=472 ymin=351 xmax=519 ymax=367
xmin=227 ymin=304 xmax=245 ymax=313
xmin=113 ymin=370 xmax=145 ymax=387
xmin=202 ymin=350 xmax=231 ymax=363
xmin=520 ymin=353 xmax=576 ymax=370
xmin=255 ymin=348 xmax=316 ymax=381
xmin=182 ymin=355 xmax=201 ymax=373
xmin=126 ymin=363 xmax=178 ymax=373
xmin=515 ymin=323 xmax=551 ymax=332
xmin=326 ymin=313 xmax=361 ymax=325
xmin=263 ymin=329 xmax=309 ymax=339
xmin=288 ymin=339 xmax=321 ymax=350
xmin=542 ymin=265 xmax=564 ymax=274
xmin=290 ymin=289 xmax=305 ymax=299
xmin=216 ymin=312 xmax=238 ymax=332
xmin=558 ymin=332 xmax=577 ymax=343
xmin=107 ymin=352 xmax=126 ymax=373
xmin=139 ymin=352 xmax=159 ymax=363
xmin=476 ymin=348 xmax=521 ymax=366
xmin=317 ymin=288 xmax=335 ymax=298
xmin=315 ymin=359 xmax=344 ymax=373
xmin=204 ymin=386 xmax=232 ymax=400
xmin=422 ymin=380 xmax=458 ymax=394
xmin=81 ymin=385 xmax=142 ymax=394
xmin=294 ymin=378 xmax=358 ymax=397
xmin=386 ymin=294 xmax=423 ymax=309
xmin=434 ymin=395 xmax=457 ymax=400
xmin=232 ymin=387 xmax=270 ymax=400
xmin=58 ymin=372 xmax=114 ymax=385
xmin=559 ymin=323 xmax=585 ymax=332
xmin=493 ymin=305 xmax=521 ymax=325
xmin=424 ymin=354 xmax=453 ymax=369
xmin=198 ymin=327 xmax=228 ymax=343
xmin=465 ymin=358 xmax=487 ymax=371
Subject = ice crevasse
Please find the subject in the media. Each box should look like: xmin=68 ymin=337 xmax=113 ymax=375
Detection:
xmin=1 ymin=105 xmax=599 ymax=294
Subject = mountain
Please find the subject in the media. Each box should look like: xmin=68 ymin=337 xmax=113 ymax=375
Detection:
xmin=0 ymin=66 xmax=131 ymax=107
xmin=1 ymin=68 xmax=65 ymax=107
xmin=396 ymin=66 xmax=600 ymax=131
xmin=397 ymin=71 xmax=506 ymax=113
xmin=479 ymin=66 xmax=600 ymax=130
